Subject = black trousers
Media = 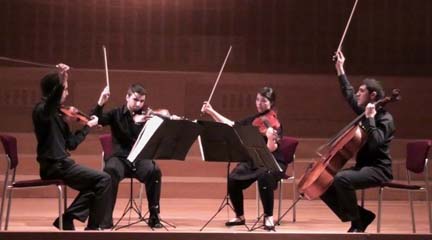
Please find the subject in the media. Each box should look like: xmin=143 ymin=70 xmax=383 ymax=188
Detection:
xmin=320 ymin=166 xmax=390 ymax=222
xmin=103 ymin=156 xmax=162 ymax=225
xmin=39 ymin=157 xmax=112 ymax=229
xmin=228 ymin=171 xmax=278 ymax=217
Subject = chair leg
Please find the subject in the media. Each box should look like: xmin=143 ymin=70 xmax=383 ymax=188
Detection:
xmin=292 ymin=178 xmax=296 ymax=222
xmin=426 ymin=186 xmax=432 ymax=233
xmin=0 ymin=174 xmax=8 ymax=229
xmin=407 ymin=190 xmax=416 ymax=233
xmin=278 ymin=180 xmax=283 ymax=221
xmin=5 ymin=187 xmax=13 ymax=230
xmin=57 ymin=185 xmax=63 ymax=230
xmin=377 ymin=187 xmax=383 ymax=233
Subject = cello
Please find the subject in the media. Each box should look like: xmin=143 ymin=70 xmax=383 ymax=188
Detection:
xmin=297 ymin=89 xmax=401 ymax=200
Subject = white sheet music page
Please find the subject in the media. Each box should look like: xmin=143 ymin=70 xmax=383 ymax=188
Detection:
xmin=127 ymin=116 xmax=164 ymax=162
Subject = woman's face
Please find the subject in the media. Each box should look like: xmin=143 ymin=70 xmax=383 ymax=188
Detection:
xmin=255 ymin=93 xmax=272 ymax=113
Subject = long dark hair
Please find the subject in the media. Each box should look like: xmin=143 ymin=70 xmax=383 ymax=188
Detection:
xmin=258 ymin=86 xmax=276 ymax=107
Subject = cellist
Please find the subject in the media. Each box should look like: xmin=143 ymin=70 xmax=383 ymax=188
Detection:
xmin=320 ymin=50 xmax=395 ymax=232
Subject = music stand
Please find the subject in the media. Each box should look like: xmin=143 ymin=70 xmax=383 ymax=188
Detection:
xmin=197 ymin=121 xmax=281 ymax=231
xmin=117 ymin=116 xmax=202 ymax=230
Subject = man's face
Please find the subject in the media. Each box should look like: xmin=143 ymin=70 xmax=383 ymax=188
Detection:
xmin=126 ymin=92 xmax=146 ymax=112
xmin=356 ymin=84 xmax=374 ymax=107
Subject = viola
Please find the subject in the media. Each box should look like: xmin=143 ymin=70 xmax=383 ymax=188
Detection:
xmin=60 ymin=106 xmax=91 ymax=125
xmin=252 ymin=109 xmax=281 ymax=140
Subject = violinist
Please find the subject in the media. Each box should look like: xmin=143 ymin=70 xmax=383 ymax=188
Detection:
xmin=91 ymin=83 xmax=164 ymax=228
xmin=201 ymin=87 xmax=285 ymax=231
xmin=32 ymin=63 xmax=112 ymax=230
xmin=320 ymin=50 xmax=395 ymax=232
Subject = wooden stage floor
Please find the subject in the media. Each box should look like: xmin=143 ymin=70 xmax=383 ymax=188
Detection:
xmin=0 ymin=198 xmax=431 ymax=240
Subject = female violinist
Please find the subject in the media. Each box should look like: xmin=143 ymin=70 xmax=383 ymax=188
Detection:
xmin=201 ymin=86 xmax=285 ymax=231
xmin=319 ymin=50 xmax=395 ymax=233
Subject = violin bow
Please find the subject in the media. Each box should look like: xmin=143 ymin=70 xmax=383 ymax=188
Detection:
xmin=336 ymin=0 xmax=359 ymax=52
xmin=206 ymin=45 xmax=232 ymax=104
xmin=0 ymin=56 xmax=57 ymax=68
xmin=102 ymin=45 xmax=110 ymax=91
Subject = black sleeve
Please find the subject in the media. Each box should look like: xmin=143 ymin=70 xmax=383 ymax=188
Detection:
xmin=338 ymin=74 xmax=363 ymax=115
xmin=65 ymin=125 xmax=90 ymax=151
xmin=361 ymin=112 xmax=395 ymax=149
xmin=91 ymin=104 xmax=113 ymax=126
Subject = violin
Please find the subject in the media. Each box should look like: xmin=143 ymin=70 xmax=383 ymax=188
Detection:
xmin=60 ymin=106 xmax=91 ymax=125
xmin=132 ymin=107 xmax=183 ymax=124
xmin=252 ymin=109 xmax=281 ymax=140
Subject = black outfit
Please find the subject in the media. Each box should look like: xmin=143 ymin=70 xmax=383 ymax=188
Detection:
xmin=92 ymin=105 xmax=162 ymax=226
xmin=320 ymin=74 xmax=395 ymax=225
xmin=33 ymin=84 xmax=112 ymax=230
xmin=228 ymin=110 xmax=286 ymax=217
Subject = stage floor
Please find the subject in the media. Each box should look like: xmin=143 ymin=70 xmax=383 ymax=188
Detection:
xmin=0 ymin=198 xmax=431 ymax=240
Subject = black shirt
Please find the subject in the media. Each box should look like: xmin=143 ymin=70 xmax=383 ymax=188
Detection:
xmin=92 ymin=105 xmax=144 ymax=159
xmin=229 ymin=111 xmax=286 ymax=181
xmin=32 ymin=84 xmax=90 ymax=163
xmin=338 ymin=74 xmax=395 ymax=178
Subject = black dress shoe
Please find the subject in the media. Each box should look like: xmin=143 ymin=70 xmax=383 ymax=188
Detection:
xmin=148 ymin=214 xmax=163 ymax=228
xmin=53 ymin=214 xmax=75 ymax=230
xmin=225 ymin=219 xmax=246 ymax=226
xmin=359 ymin=208 xmax=376 ymax=232
xmin=347 ymin=226 xmax=363 ymax=232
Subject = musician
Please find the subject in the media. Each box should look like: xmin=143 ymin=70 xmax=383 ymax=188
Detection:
xmin=320 ymin=50 xmax=395 ymax=232
xmin=201 ymin=87 xmax=286 ymax=231
xmin=33 ymin=64 xmax=112 ymax=230
xmin=92 ymin=84 xmax=163 ymax=228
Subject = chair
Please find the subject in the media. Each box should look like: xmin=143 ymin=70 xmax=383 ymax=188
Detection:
xmin=256 ymin=136 xmax=299 ymax=223
xmin=99 ymin=134 xmax=145 ymax=229
xmin=375 ymin=140 xmax=432 ymax=233
xmin=0 ymin=134 xmax=67 ymax=230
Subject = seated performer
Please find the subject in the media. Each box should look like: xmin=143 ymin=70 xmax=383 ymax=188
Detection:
xmin=92 ymin=84 xmax=164 ymax=228
xmin=320 ymin=50 xmax=395 ymax=232
xmin=201 ymin=87 xmax=286 ymax=231
xmin=33 ymin=63 xmax=112 ymax=230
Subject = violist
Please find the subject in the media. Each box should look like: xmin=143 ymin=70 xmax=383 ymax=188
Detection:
xmin=201 ymin=87 xmax=286 ymax=231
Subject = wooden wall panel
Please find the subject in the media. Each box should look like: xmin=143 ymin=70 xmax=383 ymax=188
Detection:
xmin=0 ymin=0 xmax=431 ymax=74
xmin=0 ymin=67 xmax=430 ymax=139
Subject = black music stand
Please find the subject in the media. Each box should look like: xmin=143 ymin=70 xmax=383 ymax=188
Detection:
xmin=116 ymin=116 xmax=202 ymax=231
xmin=197 ymin=121 xmax=282 ymax=231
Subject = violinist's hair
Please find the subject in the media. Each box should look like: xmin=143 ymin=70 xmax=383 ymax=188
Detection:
xmin=127 ymin=83 xmax=148 ymax=96
xmin=258 ymin=87 xmax=276 ymax=106
xmin=363 ymin=78 xmax=384 ymax=100
xmin=40 ymin=72 xmax=61 ymax=97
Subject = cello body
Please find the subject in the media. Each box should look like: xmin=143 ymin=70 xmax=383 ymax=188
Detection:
xmin=298 ymin=124 xmax=367 ymax=200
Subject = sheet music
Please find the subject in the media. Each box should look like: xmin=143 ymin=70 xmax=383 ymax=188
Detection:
xmin=127 ymin=116 xmax=164 ymax=162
